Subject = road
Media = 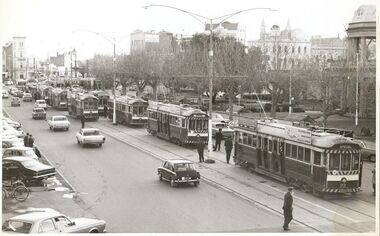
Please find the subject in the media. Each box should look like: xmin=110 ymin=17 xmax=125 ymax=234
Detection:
xmin=3 ymin=99 xmax=289 ymax=233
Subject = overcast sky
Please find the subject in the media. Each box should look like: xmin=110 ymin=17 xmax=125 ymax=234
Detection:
xmin=0 ymin=0 xmax=377 ymax=60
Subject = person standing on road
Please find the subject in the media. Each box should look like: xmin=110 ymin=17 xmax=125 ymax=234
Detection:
xmin=81 ymin=115 xmax=85 ymax=128
xmin=282 ymin=187 xmax=294 ymax=231
xmin=103 ymin=105 xmax=108 ymax=118
xmin=28 ymin=134 xmax=35 ymax=148
xmin=224 ymin=136 xmax=233 ymax=164
xmin=196 ymin=134 xmax=205 ymax=163
xmin=214 ymin=128 xmax=223 ymax=151
xmin=23 ymin=133 xmax=30 ymax=146
xmin=372 ymin=166 xmax=376 ymax=196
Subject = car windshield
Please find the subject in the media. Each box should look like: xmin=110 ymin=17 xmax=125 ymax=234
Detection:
xmin=34 ymin=108 xmax=44 ymax=112
xmin=54 ymin=117 xmax=67 ymax=121
xmin=215 ymin=124 xmax=225 ymax=128
xmin=174 ymin=163 xmax=195 ymax=171
xmin=84 ymin=130 xmax=100 ymax=136
xmin=37 ymin=101 xmax=46 ymax=104
xmin=2 ymin=220 xmax=32 ymax=233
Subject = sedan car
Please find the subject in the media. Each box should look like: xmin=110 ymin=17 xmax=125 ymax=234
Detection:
xmin=2 ymin=90 xmax=9 ymax=99
xmin=3 ymin=117 xmax=22 ymax=130
xmin=48 ymin=116 xmax=70 ymax=131
xmin=2 ymin=125 xmax=24 ymax=138
xmin=3 ymin=146 xmax=39 ymax=160
xmin=76 ymin=128 xmax=105 ymax=147
xmin=2 ymin=138 xmax=24 ymax=149
xmin=11 ymin=97 xmax=21 ymax=106
xmin=2 ymin=156 xmax=55 ymax=184
xmin=2 ymin=211 xmax=106 ymax=233
xmin=35 ymin=99 xmax=47 ymax=109
xmin=32 ymin=108 xmax=47 ymax=120
xmin=22 ymin=93 xmax=33 ymax=102
xmin=158 ymin=159 xmax=200 ymax=187
xmin=212 ymin=122 xmax=234 ymax=139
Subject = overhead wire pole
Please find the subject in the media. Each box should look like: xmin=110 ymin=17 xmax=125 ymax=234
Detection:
xmin=143 ymin=4 xmax=275 ymax=163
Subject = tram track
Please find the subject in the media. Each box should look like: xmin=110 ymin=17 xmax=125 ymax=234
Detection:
xmin=89 ymin=120 xmax=370 ymax=233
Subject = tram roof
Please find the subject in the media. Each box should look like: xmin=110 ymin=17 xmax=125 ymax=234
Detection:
xmin=148 ymin=101 xmax=206 ymax=117
xmin=91 ymin=90 xmax=110 ymax=97
xmin=70 ymin=92 xmax=98 ymax=101
xmin=51 ymin=88 xmax=68 ymax=94
xmin=115 ymin=96 xmax=147 ymax=105
xmin=236 ymin=118 xmax=358 ymax=149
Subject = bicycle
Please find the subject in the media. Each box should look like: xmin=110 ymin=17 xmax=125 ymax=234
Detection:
xmin=2 ymin=179 xmax=29 ymax=202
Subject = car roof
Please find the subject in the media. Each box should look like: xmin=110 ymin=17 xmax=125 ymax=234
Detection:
xmin=3 ymin=156 xmax=34 ymax=162
xmin=5 ymin=146 xmax=33 ymax=151
xmin=167 ymin=159 xmax=193 ymax=164
xmin=9 ymin=212 xmax=62 ymax=222
xmin=36 ymin=99 xmax=45 ymax=102
xmin=81 ymin=128 xmax=99 ymax=132
xmin=52 ymin=115 xmax=67 ymax=118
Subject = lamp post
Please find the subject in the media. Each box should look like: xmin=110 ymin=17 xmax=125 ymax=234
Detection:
xmin=143 ymin=5 xmax=275 ymax=161
xmin=72 ymin=30 xmax=117 ymax=125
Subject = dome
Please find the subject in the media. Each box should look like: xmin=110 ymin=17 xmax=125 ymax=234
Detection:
xmin=352 ymin=5 xmax=376 ymax=23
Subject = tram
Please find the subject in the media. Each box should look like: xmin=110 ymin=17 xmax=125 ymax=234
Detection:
xmin=107 ymin=96 xmax=148 ymax=126
xmin=68 ymin=92 xmax=99 ymax=120
xmin=38 ymin=85 xmax=53 ymax=105
xmin=91 ymin=90 xmax=110 ymax=116
xmin=147 ymin=101 xmax=208 ymax=145
xmin=233 ymin=118 xmax=362 ymax=195
xmin=51 ymin=88 xmax=68 ymax=110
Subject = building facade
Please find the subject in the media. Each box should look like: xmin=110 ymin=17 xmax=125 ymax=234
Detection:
xmin=2 ymin=37 xmax=27 ymax=80
xmin=310 ymin=36 xmax=346 ymax=62
xmin=204 ymin=21 xmax=246 ymax=43
xmin=130 ymin=30 xmax=175 ymax=55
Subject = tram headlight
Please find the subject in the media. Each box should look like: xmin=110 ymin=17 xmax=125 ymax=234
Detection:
xmin=341 ymin=177 xmax=347 ymax=183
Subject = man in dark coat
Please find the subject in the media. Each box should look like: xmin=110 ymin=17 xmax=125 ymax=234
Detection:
xmin=23 ymin=133 xmax=30 ymax=146
xmin=28 ymin=134 xmax=35 ymax=148
xmin=196 ymin=135 xmax=205 ymax=162
xmin=224 ymin=136 xmax=233 ymax=164
xmin=214 ymin=128 xmax=223 ymax=151
xmin=103 ymin=105 xmax=108 ymax=118
xmin=81 ymin=115 xmax=85 ymax=128
xmin=282 ymin=187 xmax=294 ymax=230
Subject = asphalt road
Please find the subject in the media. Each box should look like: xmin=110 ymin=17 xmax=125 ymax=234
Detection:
xmin=3 ymin=99 xmax=287 ymax=233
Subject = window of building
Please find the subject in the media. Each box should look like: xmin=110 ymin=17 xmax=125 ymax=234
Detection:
xmin=298 ymin=46 xmax=301 ymax=53
xmin=285 ymin=143 xmax=291 ymax=157
xmin=314 ymin=151 xmax=321 ymax=165
xmin=20 ymin=64 xmax=23 ymax=68
xmin=297 ymin=147 xmax=304 ymax=161
xmin=284 ymin=46 xmax=288 ymax=53
xmin=291 ymin=145 xmax=297 ymax=159
xmin=304 ymin=148 xmax=311 ymax=163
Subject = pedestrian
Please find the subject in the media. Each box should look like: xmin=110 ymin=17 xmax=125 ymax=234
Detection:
xmin=28 ymin=134 xmax=35 ymax=148
xmin=224 ymin=136 xmax=233 ymax=164
xmin=282 ymin=187 xmax=294 ymax=231
xmin=214 ymin=128 xmax=223 ymax=151
xmin=81 ymin=115 xmax=85 ymax=128
xmin=372 ymin=166 xmax=376 ymax=196
xmin=196 ymin=134 xmax=205 ymax=162
xmin=23 ymin=133 xmax=30 ymax=146
xmin=103 ymin=105 xmax=108 ymax=118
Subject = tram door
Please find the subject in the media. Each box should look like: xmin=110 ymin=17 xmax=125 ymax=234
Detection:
xmin=279 ymin=141 xmax=285 ymax=175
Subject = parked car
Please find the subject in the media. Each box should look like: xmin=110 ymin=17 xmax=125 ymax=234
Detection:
xmin=22 ymin=93 xmax=33 ymax=102
xmin=76 ymin=128 xmax=105 ymax=147
xmin=35 ymin=99 xmax=47 ymax=109
xmin=3 ymin=146 xmax=39 ymax=160
xmin=158 ymin=159 xmax=200 ymax=187
xmin=4 ymin=80 xmax=13 ymax=85
xmin=11 ymin=97 xmax=21 ymax=107
xmin=32 ymin=108 xmax=47 ymax=120
xmin=212 ymin=122 xmax=234 ymax=139
xmin=2 ymin=90 xmax=9 ymax=98
xmin=48 ymin=116 xmax=70 ymax=131
xmin=2 ymin=125 xmax=24 ymax=138
xmin=352 ymin=139 xmax=376 ymax=162
xmin=2 ymin=156 xmax=55 ymax=184
xmin=2 ymin=138 xmax=24 ymax=149
xmin=3 ymin=117 xmax=22 ymax=130
xmin=2 ymin=211 xmax=106 ymax=233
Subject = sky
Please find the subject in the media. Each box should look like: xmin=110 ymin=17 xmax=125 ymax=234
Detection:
xmin=0 ymin=0 xmax=378 ymax=60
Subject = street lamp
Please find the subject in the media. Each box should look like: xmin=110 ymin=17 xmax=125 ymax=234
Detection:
xmin=72 ymin=30 xmax=117 ymax=125
xmin=143 ymin=5 xmax=276 ymax=161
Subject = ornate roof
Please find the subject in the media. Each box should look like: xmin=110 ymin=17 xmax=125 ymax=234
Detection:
xmin=352 ymin=5 xmax=376 ymax=23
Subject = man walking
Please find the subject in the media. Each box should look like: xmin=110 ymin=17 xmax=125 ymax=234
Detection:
xmin=196 ymin=135 xmax=205 ymax=163
xmin=214 ymin=128 xmax=223 ymax=151
xmin=28 ymin=134 xmax=35 ymax=148
xmin=282 ymin=187 xmax=294 ymax=231
xmin=224 ymin=136 xmax=233 ymax=164
xmin=23 ymin=133 xmax=30 ymax=146
xmin=81 ymin=115 xmax=85 ymax=128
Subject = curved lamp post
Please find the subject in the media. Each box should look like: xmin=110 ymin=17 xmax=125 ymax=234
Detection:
xmin=72 ymin=30 xmax=117 ymax=125
xmin=143 ymin=5 xmax=276 ymax=162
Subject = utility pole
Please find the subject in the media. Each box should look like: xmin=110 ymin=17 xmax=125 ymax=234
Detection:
xmin=355 ymin=52 xmax=359 ymax=126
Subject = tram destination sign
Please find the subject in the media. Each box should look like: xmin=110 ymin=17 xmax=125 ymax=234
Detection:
xmin=284 ymin=126 xmax=312 ymax=145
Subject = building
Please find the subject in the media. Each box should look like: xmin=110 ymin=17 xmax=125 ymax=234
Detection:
xmin=247 ymin=19 xmax=311 ymax=70
xmin=204 ymin=21 xmax=246 ymax=43
xmin=310 ymin=35 xmax=346 ymax=62
xmin=49 ymin=52 xmax=73 ymax=77
xmin=130 ymin=30 xmax=176 ymax=55
xmin=2 ymin=36 xmax=27 ymax=80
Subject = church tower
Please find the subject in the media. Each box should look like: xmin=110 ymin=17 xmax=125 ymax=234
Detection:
xmin=260 ymin=18 xmax=266 ymax=39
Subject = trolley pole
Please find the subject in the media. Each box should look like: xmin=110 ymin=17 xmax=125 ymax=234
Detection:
xmin=207 ymin=19 xmax=214 ymax=162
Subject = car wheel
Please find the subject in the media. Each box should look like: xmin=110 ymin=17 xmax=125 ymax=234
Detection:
xmin=170 ymin=178 xmax=176 ymax=187
xmin=66 ymin=127 xmax=69 ymax=131
xmin=369 ymin=155 xmax=376 ymax=162
xmin=158 ymin=172 xmax=162 ymax=181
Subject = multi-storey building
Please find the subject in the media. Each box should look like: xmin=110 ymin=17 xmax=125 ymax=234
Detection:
xmin=2 ymin=37 xmax=27 ymax=80
xmin=204 ymin=21 xmax=246 ymax=44
xmin=310 ymin=35 xmax=346 ymax=62
xmin=130 ymin=30 xmax=175 ymax=55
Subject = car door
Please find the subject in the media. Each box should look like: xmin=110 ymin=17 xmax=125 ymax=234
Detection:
xmin=161 ymin=161 xmax=170 ymax=180
xmin=53 ymin=216 xmax=73 ymax=233
xmin=38 ymin=218 xmax=59 ymax=233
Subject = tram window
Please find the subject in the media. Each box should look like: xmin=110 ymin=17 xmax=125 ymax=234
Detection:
xmin=268 ymin=139 xmax=272 ymax=152
xmin=352 ymin=153 xmax=359 ymax=170
xmin=298 ymin=147 xmax=304 ymax=161
xmin=238 ymin=132 xmax=243 ymax=143
xmin=257 ymin=135 xmax=261 ymax=148
xmin=182 ymin=119 xmax=186 ymax=127
xmin=273 ymin=140 xmax=278 ymax=154
xmin=263 ymin=137 xmax=268 ymax=150
xmin=243 ymin=133 xmax=248 ymax=144
xmin=252 ymin=134 xmax=257 ymax=147
xmin=329 ymin=154 xmax=340 ymax=170
xmin=247 ymin=134 xmax=252 ymax=145
xmin=314 ymin=151 xmax=321 ymax=165
xmin=322 ymin=153 xmax=327 ymax=166
xmin=291 ymin=145 xmax=297 ymax=159
xmin=304 ymin=148 xmax=311 ymax=163
xmin=285 ymin=143 xmax=291 ymax=157
xmin=189 ymin=120 xmax=195 ymax=130
xmin=341 ymin=153 xmax=351 ymax=170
